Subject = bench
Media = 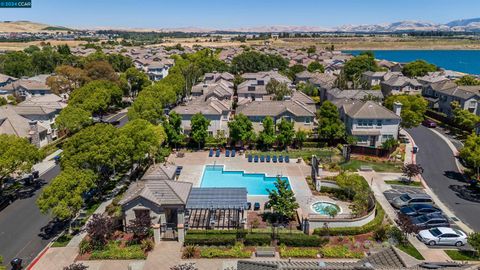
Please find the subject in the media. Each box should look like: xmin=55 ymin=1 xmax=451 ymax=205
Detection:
xmin=255 ymin=247 xmax=275 ymax=257
xmin=360 ymin=165 xmax=373 ymax=171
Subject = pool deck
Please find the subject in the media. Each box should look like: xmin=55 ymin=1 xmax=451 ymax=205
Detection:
xmin=169 ymin=151 xmax=351 ymax=216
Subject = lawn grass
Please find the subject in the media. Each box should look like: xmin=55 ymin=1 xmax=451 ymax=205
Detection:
xmin=397 ymin=242 xmax=424 ymax=260
xmin=340 ymin=159 xmax=403 ymax=173
xmin=445 ymin=250 xmax=480 ymax=261
xmin=90 ymin=241 xmax=146 ymax=260
xmin=51 ymin=234 xmax=73 ymax=247
xmin=385 ymin=180 xmax=422 ymax=187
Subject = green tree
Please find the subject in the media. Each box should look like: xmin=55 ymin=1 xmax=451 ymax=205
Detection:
xmin=266 ymin=79 xmax=292 ymax=101
xmin=317 ymin=101 xmax=345 ymax=143
xmin=0 ymin=134 xmax=41 ymax=192
xmin=119 ymin=67 xmax=151 ymax=97
xmin=84 ymin=60 xmax=119 ymax=82
xmin=456 ymin=75 xmax=480 ymax=86
xmin=306 ymin=45 xmax=316 ymax=55
xmin=267 ymin=178 xmax=299 ymax=222
xmin=37 ymin=167 xmax=96 ymax=220
xmin=335 ymin=173 xmax=372 ymax=216
xmin=459 ymin=133 xmax=480 ymax=177
xmin=343 ymin=54 xmax=378 ymax=84
xmin=69 ymin=80 xmax=123 ymax=115
xmin=1 ymin=51 xmax=33 ymax=77
xmin=230 ymin=51 xmax=288 ymax=74
xmin=297 ymin=82 xmax=319 ymax=97
xmin=467 ymin=232 xmax=480 ymax=256
xmin=451 ymin=101 xmax=480 ymax=131
xmin=164 ymin=112 xmax=185 ymax=149
xmin=46 ymin=65 xmax=88 ymax=95
xmin=286 ymin=64 xmax=306 ymax=80
xmin=55 ymin=106 xmax=92 ymax=134
xmin=190 ymin=113 xmax=210 ymax=149
xmin=0 ymin=97 xmax=6 ymax=106
xmin=402 ymin=163 xmax=424 ymax=183
xmin=276 ymin=118 xmax=295 ymax=149
xmin=402 ymin=60 xmax=437 ymax=77
xmin=385 ymin=95 xmax=428 ymax=128
xmin=118 ymin=119 xmax=166 ymax=167
xmin=382 ymin=138 xmax=399 ymax=151
xmin=257 ymin=116 xmax=276 ymax=149
xmin=107 ymin=53 xmax=133 ymax=72
xmin=307 ymin=61 xmax=324 ymax=73
xmin=294 ymin=129 xmax=308 ymax=149
xmin=228 ymin=114 xmax=256 ymax=147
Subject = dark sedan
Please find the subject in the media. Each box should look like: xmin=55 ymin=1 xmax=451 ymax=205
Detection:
xmin=422 ymin=119 xmax=437 ymax=128
xmin=400 ymin=204 xmax=442 ymax=217
xmin=411 ymin=213 xmax=450 ymax=230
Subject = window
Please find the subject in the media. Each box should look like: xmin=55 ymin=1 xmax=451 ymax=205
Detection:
xmin=376 ymin=120 xmax=382 ymax=127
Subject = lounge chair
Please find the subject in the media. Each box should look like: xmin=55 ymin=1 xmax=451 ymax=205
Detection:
xmin=272 ymin=155 xmax=277 ymax=163
xmin=260 ymin=155 xmax=265 ymax=162
xmin=279 ymin=155 xmax=284 ymax=163
xmin=209 ymin=148 xmax=214 ymax=157
xmin=175 ymin=166 xmax=183 ymax=176
xmin=266 ymin=155 xmax=271 ymax=162
xmin=254 ymin=202 xmax=260 ymax=211
xmin=254 ymin=155 xmax=259 ymax=162
xmin=215 ymin=149 xmax=220 ymax=157
xmin=285 ymin=156 xmax=290 ymax=163
xmin=248 ymin=154 xmax=253 ymax=162
xmin=231 ymin=149 xmax=236 ymax=157
xmin=226 ymin=149 xmax=230 ymax=157
xmin=247 ymin=202 xmax=252 ymax=210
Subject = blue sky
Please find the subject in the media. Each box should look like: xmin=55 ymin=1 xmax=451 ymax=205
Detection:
xmin=1 ymin=0 xmax=479 ymax=29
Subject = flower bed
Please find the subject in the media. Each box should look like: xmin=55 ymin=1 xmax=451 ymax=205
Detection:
xmin=320 ymin=245 xmax=364 ymax=259
xmin=279 ymin=246 xmax=319 ymax=258
xmin=200 ymin=243 xmax=252 ymax=258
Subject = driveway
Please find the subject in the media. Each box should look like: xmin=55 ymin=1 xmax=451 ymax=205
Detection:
xmin=0 ymin=165 xmax=62 ymax=266
xmin=407 ymin=126 xmax=480 ymax=231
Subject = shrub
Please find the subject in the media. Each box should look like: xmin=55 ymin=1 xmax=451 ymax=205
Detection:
xmin=184 ymin=234 xmax=236 ymax=246
xmin=140 ymin=239 xmax=154 ymax=252
xmin=279 ymin=245 xmax=318 ymax=258
xmin=373 ymin=225 xmax=388 ymax=242
xmin=182 ymin=245 xmax=198 ymax=259
xmin=79 ymin=239 xmax=92 ymax=255
xmin=200 ymin=243 xmax=251 ymax=258
xmin=277 ymin=234 xmax=328 ymax=247
xmin=244 ymin=233 xmax=271 ymax=246
xmin=63 ymin=263 xmax=88 ymax=270
xmin=320 ymin=245 xmax=364 ymax=258
xmin=314 ymin=203 xmax=384 ymax=236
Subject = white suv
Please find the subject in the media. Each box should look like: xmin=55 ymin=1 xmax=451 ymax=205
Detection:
xmin=417 ymin=227 xmax=467 ymax=246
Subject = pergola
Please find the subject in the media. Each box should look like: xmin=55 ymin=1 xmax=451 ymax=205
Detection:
xmin=185 ymin=187 xmax=248 ymax=230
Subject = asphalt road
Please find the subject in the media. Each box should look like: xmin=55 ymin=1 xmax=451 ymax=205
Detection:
xmin=0 ymin=165 xmax=62 ymax=266
xmin=407 ymin=126 xmax=480 ymax=231
xmin=104 ymin=111 xmax=129 ymax=128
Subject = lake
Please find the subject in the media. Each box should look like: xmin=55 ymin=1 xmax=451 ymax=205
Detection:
xmin=345 ymin=50 xmax=480 ymax=75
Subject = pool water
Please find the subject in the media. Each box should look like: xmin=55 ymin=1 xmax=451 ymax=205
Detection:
xmin=311 ymin=201 xmax=341 ymax=216
xmin=200 ymin=165 xmax=290 ymax=196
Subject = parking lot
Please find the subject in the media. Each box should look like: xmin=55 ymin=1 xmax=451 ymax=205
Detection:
xmin=383 ymin=185 xmax=472 ymax=250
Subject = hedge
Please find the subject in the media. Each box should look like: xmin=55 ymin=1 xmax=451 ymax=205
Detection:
xmin=277 ymin=234 xmax=328 ymax=247
xmin=184 ymin=234 xmax=236 ymax=246
xmin=313 ymin=203 xmax=385 ymax=236
xmin=244 ymin=233 xmax=271 ymax=246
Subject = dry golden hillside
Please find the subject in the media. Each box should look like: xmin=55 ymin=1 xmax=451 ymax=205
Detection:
xmin=0 ymin=21 xmax=70 ymax=32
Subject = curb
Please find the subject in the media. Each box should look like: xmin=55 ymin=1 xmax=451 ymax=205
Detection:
xmin=26 ymin=243 xmax=51 ymax=270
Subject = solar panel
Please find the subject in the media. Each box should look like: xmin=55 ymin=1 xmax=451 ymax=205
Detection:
xmin=186 ymin=187 xmax=248 ymax=209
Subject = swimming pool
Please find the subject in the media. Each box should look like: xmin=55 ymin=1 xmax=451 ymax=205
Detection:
xmin=200 ymin=165 xmax=290 ymax=196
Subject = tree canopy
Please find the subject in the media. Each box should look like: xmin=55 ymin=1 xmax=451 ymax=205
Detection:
xmin=451 ymin=101 xmax=480 ymax=131
xmin=317 ymin=101 xmax=345 ymax=142
xmin=228 ymin=114 xmax=256 ymax=146
xmin=385 ymin=95 xmax=427 ymax=128
xmin=267 ymin=178 xmax=299 ymax=222
xmin=343 ymin=53 xmax=378 ymax=82
xmin=230 ymin=51 xmax=288 ymax=74
xmin=276 ymin=118 xmax=295 ymax=149
xmin=456 ymin=75 xmax=480 ymax=86
xmin=402 ymin=60 xmax=437 ymax=77
xmin=69 ymin=80 xmax=123 ymax=115
xmin=307 ymin=61 xmax=324 ymax=73
xmin=459 ymin=133 xmax=480 ymax=173
xmin=119 ymin=67 xmax=151 ymax=97
xmin=257 ymin=116 xmax=276 ymax=149
xmin=55 ymin=106 xmax=93 ymax=134
xmin=190 ymin=113 xmax=210 ymax=149
xmin=164 ymin=112 xmax=185 ymax=148
xmin=266 ymin=79 xmax=292 ymax=101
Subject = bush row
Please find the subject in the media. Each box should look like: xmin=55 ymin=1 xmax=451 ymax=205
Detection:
xmin=184 ymin=234 xmax=237 ymax=246
xmin=244 ymin=233 xmax=271 ymax=246
xmin=313 ymin=204 xmax=385 ymax=236
xmin=277 ymin=234 xmax=328 ymax=247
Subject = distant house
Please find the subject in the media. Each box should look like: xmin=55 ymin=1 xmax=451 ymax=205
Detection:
xmin=338 ymin=100 xmax=401 ymax=148
xmin=203 ymin=71 xmax=234 ymax=84
xmin=238 ymin=70 xmax=291 ymax=101
xmin=380 ymin=75 xmax=422 ymax=96
xmin=0 ymin=78 xmax=52 ymax=100
xmin=435 ymin=85 xmax=480 ymax=117
xmin=324 ymin=88 xmax=384 ymax=104
xmin=190 ymin=81 xmax=233 ymax=100
xmin=171 ymin=98 xmax=232 ymax=136
xmin=362 ymin=71 xmax=401 ymax=87
xmin=236 ymin=91 xmax=316 ymax=132
xmin=134 ymin=58 xmax=174 ymax=81
xmin=0 ymin=73 xmax=17 ymax=87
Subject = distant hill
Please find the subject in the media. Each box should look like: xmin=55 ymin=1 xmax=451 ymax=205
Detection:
xmin=0 ymin=21 xmax=71 ymax=32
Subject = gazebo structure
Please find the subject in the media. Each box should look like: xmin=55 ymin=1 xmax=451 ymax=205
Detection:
xmin=186 ymin=187 xmax=248 ymax=230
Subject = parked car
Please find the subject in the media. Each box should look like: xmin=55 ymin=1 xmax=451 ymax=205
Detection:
xmin=411 ymin=213 xmax=450 ymax=230
xmin=399 ymin=204 xmax=442 ymax=217
xmin=0 ymin=194 xmax=13 ymax=210
xmin=422 ymin=119 xmax=437 ymax=128
xmin=391 ymin=193 xmax=434 ymax=209
xmin=417 ymin=227 xmax=467 ymax=246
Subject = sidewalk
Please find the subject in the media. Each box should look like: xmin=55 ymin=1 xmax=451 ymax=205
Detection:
xmin=33 ymin=149 xmax=62 ymax=175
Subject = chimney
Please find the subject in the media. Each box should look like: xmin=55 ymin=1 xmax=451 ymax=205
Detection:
xmin=393 ymin=102 xmax=403 ymax=116
xmin=29 ymin=120 xmax=40 ymax=147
